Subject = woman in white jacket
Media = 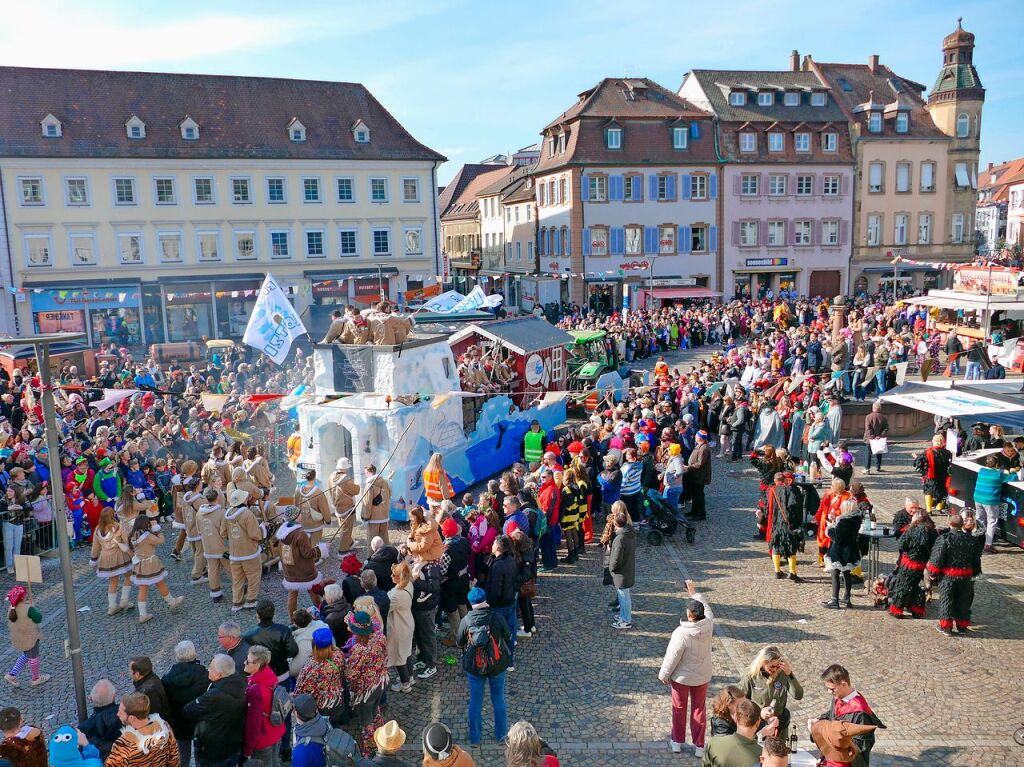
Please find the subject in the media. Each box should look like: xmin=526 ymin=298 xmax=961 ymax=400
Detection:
xmin=658 ymin=580 xmax=714 ymax=758
xmin=289 ymin=608 xmax=330 ymax=679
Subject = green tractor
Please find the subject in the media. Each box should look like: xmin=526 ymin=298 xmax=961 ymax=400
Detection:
xmin=566 ymin=329 xmax=624 ymax=390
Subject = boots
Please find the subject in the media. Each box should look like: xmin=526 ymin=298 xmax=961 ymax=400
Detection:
xmin=119 ymin=586 xmax=135 ymax=612
xmin=108 ymin=592 xmax=122 ymax=616
xmin=138 ymin=602 xmax=152 ymax=624
xmin=164 ymin=594 xmax=185 ymax=610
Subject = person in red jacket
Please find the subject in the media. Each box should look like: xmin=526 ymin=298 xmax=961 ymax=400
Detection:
xmin=536 ymin=470 xmax=561 ymax=572
xmin=242 ymin=644 xmax=286 ymax=767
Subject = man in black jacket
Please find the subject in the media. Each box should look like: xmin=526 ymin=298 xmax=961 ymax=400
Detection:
xmin=609 ymin=512 xmax=637 ymax=630
xmin=456 ymin=587 xmax=511 ymax=745
xmin=411 ymin=561 xmax=441 ymax=680
xmin=215 ymin=621 xmax=251 ymax=674
xmin=362 ymin=537 xmax=400 ymax=592
xmin=439 ymin=517 xmax=470 ymax=648
xmin=79 ymin=679 xmax=120 ymax=760
xmin=129 ymin=656 xmax=172 ymax=723
xmin=485 ymin=535 xmax=520 ymax=668
xmin=243 ymin=600 xmax=298 ymax=681
xmin=161 ymin=641 xmax=209 ymax=767
xmin=183 ymin=654 xmax=247 ymax=767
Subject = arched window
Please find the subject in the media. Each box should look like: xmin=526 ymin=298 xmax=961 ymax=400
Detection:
xmin=956 ymin=112 xmax=970 ymax=138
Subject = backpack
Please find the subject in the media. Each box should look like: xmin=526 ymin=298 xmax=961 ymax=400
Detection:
xmin=527 ymin=507 xmax=548 ymax=540
xmin=267 ymin=684 xmax=293 ymax=727
xmin=462 ymin=614 xmax=509 ymax=678
xmin=300 ymin=726 xmax=359 ymax=767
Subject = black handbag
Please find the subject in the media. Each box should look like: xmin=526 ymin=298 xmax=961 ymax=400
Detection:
xmin=602 ymin=566 xmax=613 ymax=586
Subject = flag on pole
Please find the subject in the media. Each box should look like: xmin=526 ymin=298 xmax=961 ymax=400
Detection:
xmin=243 ymin=274 xmax=307 ymax=364
xmin=450 ymin=286 xmax=503 ymax=313
xmin=422 ymin=290 xmax=466 ymax=313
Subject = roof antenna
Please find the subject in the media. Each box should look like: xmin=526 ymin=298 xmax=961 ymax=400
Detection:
xmin=624 ymin=64 xmax=635 ymax=78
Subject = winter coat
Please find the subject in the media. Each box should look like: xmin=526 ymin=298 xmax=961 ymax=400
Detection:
xmin=738 ymin=669 xmax=804 ymax=720
xmin=362 ymin=475 xmax=391 ymax=523
xmin=412 ymin=562 xmax=441 ymax=613
xmin=277 ymin=522 xmax=323 ymax=590
xmin=363 ymin=544 xmax=400 ymax=592
xmin=657 ymin=593 xmax=714 ymax=685
xmin=133 ymin=672 xmax=172 ymax=724
xmin=320 ymin=599 xmax=351 ymax=647
xmin=485 ymin=552 xmax=519 ymax=608
xmin=687 ymin=443 xmax=712 ymax=486
xmin=609 ymin=525 xmax=636 ymax=589
xmin=289 ymin=619 xmax=330 ymax=678
xmin=6 ymin=601 xmax=42 ymax=652
xmin=385 ymin=582 xmax=414 ymax=667
xmin=183 ymin=672 xmax=247 ymax=762
xmin=160 ymin=660 xmax=209 ymax=741
xmin=243 ymin=664 xmax=286 ymax=757
xmin=79 ymin=702 xmax=122 ymax=760
xmin=407 ymin=518 xmax=444 ymax=562
xmin=825 ymin=511 xmax=863 ymax=571
xmin=243 ymin=620 xmax=299 ymax=679
xmin=103 ymin=715 xmax=178 ymax=767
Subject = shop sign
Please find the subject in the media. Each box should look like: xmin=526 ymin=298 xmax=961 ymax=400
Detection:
xmin=548 ymin=261 xmax=561 ymax=270
xmin=952 ymin=267 xmax=1022 ymax=297
xmin=621 ymin=260 xmax=651 ymax=271
xmin=30 ymin=288 xmax=140 ymax=311
xmin=35 ymin=310 xmax=86 ymax=333
xmin=442 ymin=253 xmax=450 ymax=281
xmin=525 ymin=353 xmax=544 ymax=385
xmin=745 ymin=258 xmax=788 ymax=267
xmin=405 ymin=283 xmax=442 ymax=302
xmin=652 ymin=277 xmax=697 ymax=287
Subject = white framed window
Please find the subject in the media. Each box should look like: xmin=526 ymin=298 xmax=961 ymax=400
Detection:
xmin=157 ymin=232 xmax=183 ymax=263
xmin=19 ymin=177 xmax=43 ymax=205
xmin=741 ymin=174 xmax=759 ymax=196
xmin=64 ymin=177 xmax=89 ymax=206
xmin=868 ymin=162 xmax=884 ymax=193
xmin=339 ymin=228 xmax=358 ymax=258
xmin=526 ymin=205 xmax=532 ymax=221
xmin=402 ymin=177 xmax=420 ymax=203
xmin=113 ymin=177 xmax=136 ymax=205
xmin=740 ymin=221 xmax=758 ymax=246
xmin=954 ymin=162 xmax=970 ymax=188
xmin=729 ymin=91 xmax=747 ymax=106
xmin=305 ymin=229 xmax=325 ymax=258
xmin=822 ymin=132 xmax=837 ymax=152
xmin=560 ymin=177 xmax=568 ymax=204
xmin=739 ymin=132 xmax=756 ymax=152
xmin=672 ymin=126 xmax=688 ymax=149
xmin=690 ymin=225 xmax=707 ymax=253
xmin=197 ymin=231 xmax=221 ymax=262
xmin=918 ymin=213 xmax=932 ymax=244
xmin=625 ymin=226 xmax=643 ymax=255
xmin=956 ymin=113 xmax=969 ymax=138
xmin=794 ymin=133 xmax=810 ymax=152
xmin=558 ymin=133 xmax=566 ymax=154
xmin=822 ymin=220 xmax=839 ymax=245
xmin=606 ymin=127 xmax=622 ymax=149
xmin=767 ymin=220 xmax=786 ymax=246
xmin=758 ymin=92 xmax=774 ymax=106
xmin=154 ymin=177 xmax=176 ymax=205
xmin=41 ymin=115 xmax=62 ymax=137
xmin=794 ymin=220 xmax=812 ymax=245
xmin=267 ymin=178 xmax=286 ymax=203
xmin=270 ymin=230 xmax=291 ymax=259
xmin=868 ymin=112 xmax=882 ymax=133
xmin=547 ymin=136 xmax=555 ymax=157
xmin=768 ymin=132 xmax=784 ymax=152
xmin=372 ymin=227 xmax=391 ymax=256
xmin=515 ymin=242 xmax=521 ymax=261
xmin=920 ymin=162 xmax=936 ymax=192
xmin=894 ymin=213 xmax=908 ymax=245
xmin=370 ymin=177 xmax=388 ymax=203
xmin=68 ymin=232 xmax=97 ymax=265
xmin=354 ymin=128 xmax=369 ymax=143
xmin=233 ymin=231 xmax=256 ymax=261
xmin=796 ymin=175 xmax=813 ymax=196
xmin=657 ymin=174 xmax=672 ymax=200
xmin=588 ymin=175 xmax=608 ymax=202
xmin=403 ymin=226 xmax=424 ymax=255
xmin=951 ymin=213 xmax=964 ymax=243
xmin=125 ymin=116 xmax=146 ymax=139
xmin=867 ymin=215 xmax=881 ymax=246
xmin=823 ymin=175 xmax=840 ymax=196
xmin=768 ymin=174 xmax=787 ymax=196
xmin=302 ymin=177 xmax=321 ymax=203
xmin=193 ymin=177 xmax=214 ymax=204
xmin=690 ymin=175 xmax=707 ymax=200
xmin=117 ymin=233 xmax=143 ymax=264
xmin=289 ymin=120 xmax=306 ymax=142
xmin=895 ymin=112 xmax=909 ymax=133
xmin=337 ymin=177 xmax=355 ymax=202
xmin=895 ymin=162 xmax=911 ymax=193
xmin=811 ymin=92 xmax=827 ymax=107
xmin=590 ymin=227 xmax=609 ymax=256
xmin=24 ymin=233 xmax=52 ymax=267
xmin=784 ymin=92 xmax=799 ymax=106
xmin=230 ymin=177 xmax=251 ymax=204
xmin=527 ymin=241 xmax=534 ymax=261
xmin=658 ymin=225 xmax=676 ymax=255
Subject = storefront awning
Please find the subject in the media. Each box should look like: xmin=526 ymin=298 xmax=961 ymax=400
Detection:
xmin=644 ymin=287 xmax=723 ymax=300
xmin=881 ymin=381 xmax=1024 ymax=431
xmin=906 ymin=294 xmax=972 ymax=310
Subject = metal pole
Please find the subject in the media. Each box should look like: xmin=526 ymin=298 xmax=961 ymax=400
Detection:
xmin=986 ymin=261 xmax=992 ymax=339
xmin=377 ymin=264 xmax=384 ymax=302
xmin=36 ymin=341 xmax=88 ymax=720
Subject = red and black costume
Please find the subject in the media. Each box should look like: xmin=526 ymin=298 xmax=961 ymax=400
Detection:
xmin=818 ymin=691 xmax=885 ymax=767
xmin=913 ymin=446 xmax=952 ymax=505
xmin=750 ymin=453 xmax=782 ymax=537
xmin=766 ymin=480 xmax=803 ymax=557
xmin=926 ymin=528 xmax=980 ymax=632
xmin=887 ymin=520 xmax=937 ymax=618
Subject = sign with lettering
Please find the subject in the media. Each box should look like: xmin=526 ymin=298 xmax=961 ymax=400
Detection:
xmin=621 ymin=260 xmax=651 ymax=271
xmin=331 ymin=346 xmax=376 ymax=392
xmin=952 ymin=266 xmax=1023 ymax=297
xmin=35 ymin=310 xmax=86 ymax=333
xmin=745 ymin=258 xmax=789 ymax=267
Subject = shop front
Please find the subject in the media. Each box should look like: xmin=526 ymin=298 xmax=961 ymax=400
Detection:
xmin=307 ymin=267 xmax=399 ymax=309
xmin=636 ymin=278 xmax=720 ymax=308
xmin=519 ymin=276 xmax=563 ymax=313
xmin=29 ymin=285 xmax=143 ymax=348
xmin=857 ymin=265 xmax=942 ymax=297
xmin=161 ymin=277 xmax=269 ymax=342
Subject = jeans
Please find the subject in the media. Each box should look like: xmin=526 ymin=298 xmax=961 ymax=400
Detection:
xmin=975 ymin=503 xmax=1002 ymax=546
xmin=616 ymin=587 xmax=632 ymax=623
xmin=864 ymin=444 xmax=882 ymax=472
xmin=493 ymin=604 xmax=517 ymax=664
xmin=3 ymin=522 xmax=24 ymax=571
xmin=467 ymin=671 xmax=508 ymax=744
xmin=950 ymin=356 xmax=961 ymax=375
xmin=412 ymin=609 xmax=437 ymax=668
xmin=670 ymin=681 xmax=708 ymax=747
xmin=965 ymin=361 xmax=981 ymax=380
xmin=539 ymin=529 xmax=558 ymax=569
xmin=251 ymin=743 xmax=282 ymax=767
xmin=663 ymin=486 xmax=682 ymax=511
xmin=875 ymin=369 xmax=887 ymax=396
xmin=176 ymin=739 xmax=193 ymax=767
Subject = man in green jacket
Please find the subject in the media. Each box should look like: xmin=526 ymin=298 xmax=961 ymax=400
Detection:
xmin=93 ymin=458 xmax=122 ymax=509
xmin=702 ymin=698 xmax=761 ymax=767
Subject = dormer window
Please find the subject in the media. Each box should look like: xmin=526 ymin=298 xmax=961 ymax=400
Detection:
xmin=739 ymin=132 xmax=756 ymax=152
xmin=822 ymin=132 xmax=838 ymax=152
xmin=179 ymin=117 xmax=199 ymax=141
xmin=606 ymin=126 xmax=622 ymax=150
xmin=672 ymin=126 xmax=688 ymax=149
xmin=868 ymin=112 xmax=882 ymax=133
xmin=810 ymin=92 xmax=827 ymax=107
xmin=557 ymin=132 xmax=566 ymax=154
xmin=351 ymin=120 xmax=370 ymax=143
xmin=729 ymin=91 xmax=747 ymax=106
xmin=547 ymin=136 xmax=555 ymax=157
xmin=41 ymin=114 xmax=62 ymax=138
xmin=757 ymin=92 xmax=774 ymax=106
xmin=288 ymin=119 xmax=306 ymax=143
xmin=783 ymin=92 xmax=800 ymax=107
xmin=125 ymin=115 xmax=146 ymax=139
xmin=895 ymin=112 xmax=909 ymax=133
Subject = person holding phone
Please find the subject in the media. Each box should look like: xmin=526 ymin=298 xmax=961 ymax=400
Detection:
xmin=738 ymin=645 xmax=803 ymax=733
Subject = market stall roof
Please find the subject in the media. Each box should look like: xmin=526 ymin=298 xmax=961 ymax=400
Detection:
xmin=448 ymin=316 xmax=574 ymax=356
xmin=880 ymin=380 xmax=1024 ymax=430
xmin=641 ymin=287 xmax=724 ymax=300
xmin=0 ymin=340 xmax=92 ymax=359
xmin=907 ymin=289 xmax=1024 ymax=311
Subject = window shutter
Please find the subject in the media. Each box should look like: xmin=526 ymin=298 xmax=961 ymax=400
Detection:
xmin=709 ymin=174 xmax=718 ymax=200
xmin=610 ymin=227 xmax=624 ymax=255
xmin=666 ymin=174 xmax=677 ymax=200
xmin=690 ymin=122 xmax=701 ymax=139
xmin=681 ymin=175 xmax=691 ymax=200
xmin=612 ymin=175 xmax=624 ymax=201
xmin=840 ymin=175 xmax=849 ymax=196
xmin=681 ymin=226 xmax=692 ymax=253
xmin=758 ymin=173 xmax=767 ymax=195
xmin=553 ymin=228 xmax=561 ymax=256
xmin=536 ymin=185 xmax=542 ymax=206
xmin=582 ymin=228 xmax=591 ymax=257
xmin=632 ymin=175 xmax=642 ymax=201
xmin=649 ymin=175 xmax=658 ymax=200
xmin=733 ymin=175 xmax=741 ymax=196
xmin=709 ymin=225 xmax=718 ymax=253
xmin=644 ymin=226 xmax=658 ymax=254
xmin=580 ymin=175 xmax=589 ymax=202
xmin=732 ymin=221 xmax=741 ymax=246
xmin=840 ymin=220 xmax=849 ymax=245
xmin=565 ymin=229 xmax=571 ymax=256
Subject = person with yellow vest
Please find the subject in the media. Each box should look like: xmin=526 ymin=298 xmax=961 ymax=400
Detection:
xmin=422 ymin=453 xmax=454 ymax=511
xmin=522 ymin=420 xmax=548 ymax=469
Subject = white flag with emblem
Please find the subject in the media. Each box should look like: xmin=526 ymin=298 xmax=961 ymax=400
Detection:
xmin=243 ymin=274 xmax=307 ymax=364
xmin=450 ymin=285 xmax=503 ymax=313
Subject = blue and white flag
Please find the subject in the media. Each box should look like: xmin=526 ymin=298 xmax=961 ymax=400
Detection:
xmin=243 ymin=274 xmax=307 ymax=364
xmin=450 ymin=286 xmax=503 ymax=313
xmin=422 ymin=290 xmax=466 ymax=313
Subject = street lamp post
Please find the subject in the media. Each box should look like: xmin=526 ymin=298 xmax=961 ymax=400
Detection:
xmin=376 ymin=263 xmax=385 ymax=302
xmin=3 ymin=332 xmax=89 ymax=719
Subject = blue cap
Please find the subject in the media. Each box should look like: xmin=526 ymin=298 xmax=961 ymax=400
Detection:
xmin=312 ymin=627 xmax=334 ymax=648
xmin=468 ymin=587 xmax=487 ymax=605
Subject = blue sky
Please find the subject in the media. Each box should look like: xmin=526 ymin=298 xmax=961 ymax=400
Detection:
xmin=6 ymin=0 xmax=1022 ymax=183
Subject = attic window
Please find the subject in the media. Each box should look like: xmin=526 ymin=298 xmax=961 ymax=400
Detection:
xmin=868 ymin=112 xmax=882 ymax=133
xmin=180 ymin=117 xmax=199 ymax=140
xmin=811 ymin=92 xmax=827 ymax=107
xmin=289 ymin=120 xmax=307 ymax=142
xmin=606 ymin=127 xmax=622 ymax=150
xmin=837 ymin=78 xmax=853 ymax=92
xmin=729 ymin=91 xmax=747 ymax=106
xmin=125 ymin=116 xmax=146 ymax=139
xmin=41 ymin=115 xmax=62 ymax=138
xmin=784 ymin=92 xmax=800 ymax=107
xmin=557 ymin=132 xmax=566 ymax=154
xmin=895 ymin=112 xmax=909 ymax=133
xmin=352 ymin=121 xmax=370 ymax=143
xmin=757 ymin=92 xmax=773 ymax=106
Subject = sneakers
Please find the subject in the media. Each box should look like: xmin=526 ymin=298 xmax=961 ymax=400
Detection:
xmin=416 ymin=666 xmax=437 ymax=680
xmin=693 ymin=746 xmax=705 ymax=759
xmin=170 ymin=550 xmax=183 ymax=562
xmin=413 ymin=660 xmax=427 ymax=672
xmin=139 ymin=614 xmax=154 ymax=624
xmin=389 ymin=679 xmax=402 ymax=692
xmin=507 ymin=665 xmax=515 ymax=673
xmin=30 ymin=674 xmax=51 ymax=687
xmin=822 ymin=599 xmax=841 ymax=609
xmin=3 ymin=674 xmax=18 ymax=687
xmin=611 ymin=620 xmax=633 ymax=630
xmin=516 ymin=629 xmax=531 ymax=639
xmin=167 ymin=596 xmax=185 ymax=609
xmin=937 ymin=625 xmax=955 ymax=637
xmin=191 ymin=576 xmax=209 ymax=585
xmin=243 ymin=601 xmax=258 ymax=609
xmin=232 ymin=605 xmax=245 ymax=613
xmin=983 ymin=545 xmax=996 ymax=554
xmin=670 ymin=741 xmax=682 ymax=753
xmin=400 ymin=681 xmax=416 ymax=693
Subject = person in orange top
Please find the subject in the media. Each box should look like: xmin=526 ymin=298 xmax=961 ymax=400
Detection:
xmin=421 ymin=453 xmax=454 ymax=512
xmin=815 ymin=478 xmax=850 ymax=569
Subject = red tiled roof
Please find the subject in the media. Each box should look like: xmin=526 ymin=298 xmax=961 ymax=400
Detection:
xmin=718 ymin=121 xmax=854 ymax=163
xmin=0 ymin=66 xmax=444 ymax=162
xmin=977 ymin=158 xmax=1024 ymax=203
xmin=542 ymin=77 xmax=709 ymax=132
xmin=441 ymin=165 xmax=514 ymax=222
xmin=437 ymin=164 xmax=504 ymax=218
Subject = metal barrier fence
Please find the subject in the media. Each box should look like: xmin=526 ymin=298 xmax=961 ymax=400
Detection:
xmin=0 ymin=505 xmax=57 ymax=569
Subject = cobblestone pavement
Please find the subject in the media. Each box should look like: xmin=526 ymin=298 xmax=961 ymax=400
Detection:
xmin=4 ymin=347 xmax=1024 ymax=766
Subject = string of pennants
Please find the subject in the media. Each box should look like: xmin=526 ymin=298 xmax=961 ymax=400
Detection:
xmin=892 ymin=255 xmax=1019 ymax=271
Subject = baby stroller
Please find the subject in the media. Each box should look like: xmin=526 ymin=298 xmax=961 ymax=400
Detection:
xmin=643 ymin=488 xmax=696 ymax=546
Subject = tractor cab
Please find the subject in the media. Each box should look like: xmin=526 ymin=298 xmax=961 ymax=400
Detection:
xmin=566 ymin=329 xmax=621 ymax=390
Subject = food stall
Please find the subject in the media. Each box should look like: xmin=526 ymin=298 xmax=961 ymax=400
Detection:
xmin=909 ymin=266 xmax=1024 ymax=345
xmin=0 ymin=340 xmax=97 ymax=378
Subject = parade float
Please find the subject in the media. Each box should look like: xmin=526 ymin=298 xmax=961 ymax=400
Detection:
xmin=295 ymin=316 xmax=570 ymax=521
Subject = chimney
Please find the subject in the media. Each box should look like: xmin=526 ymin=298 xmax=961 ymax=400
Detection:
xmin=790 ymin=50 xmax=800 ymax=72
xmin=868 ymin=54 xmax=879 ymax=73
xmin=988 ymin=162 xmax=993 ymax=171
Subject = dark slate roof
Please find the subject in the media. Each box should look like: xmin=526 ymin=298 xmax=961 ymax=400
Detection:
xmin=441 ymin=165 xmax=513 ymax=222
xmin=450 ymin=316 xmax=573 ymax=355
xmin=502 ymin=177 xmax=535 ymax=204
xmin=438 ymin=164 xmax=504 ymax=218
xmin=687 ymin=70 xmax=846 ymax=123
xmin=542 ymin=77 xmax=709 ymax=131
xmin=0 ymin=66 xmax=444 ymax=162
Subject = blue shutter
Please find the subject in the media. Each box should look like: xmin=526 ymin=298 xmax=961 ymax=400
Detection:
xmin=666 ymin=174 xmax=677 ymax=200
xmin=609 ymin=175 xmax=622 ymax=201
xmin=709 ymin=174 xmax=718 ymax=200
xmin=565 ymin=229 xmax=571 ymax=256
xmin=681 ymin=175 xmax=692 ymax=200
xmin=644 ymin=226 xmax=658 ymax=254
xmin=580 ymin=175 xmax=590 ymax=201
xmin=610 ymin=227 xmax=624 ymax=255
xmin=632 ymin=175 xmax=642 ymax=201
xmin=553 ymin=228 xmax=560 ymax=256
xmin=690 ymin=122 xmax=701 ymax=139
xmin=709 ymin=225 xmax=718 ymax=253
xmin=649 ymin=174 xmax=658 ymax=200
xmin=681 ymin=226 xmax=692 ymax=253
xmin=582 ymin=228 xmax=591 ymax=257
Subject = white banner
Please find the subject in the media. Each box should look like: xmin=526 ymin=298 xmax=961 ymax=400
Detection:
xmin=90 ymin=389 xmax=136 ymax=412
xmin=422 ymin=290 xmax=466 ymax=313
xmin=450 ymin=285 xmax=503 ymax=313
xmin=243 ymin=274 xmax=307 ymax=364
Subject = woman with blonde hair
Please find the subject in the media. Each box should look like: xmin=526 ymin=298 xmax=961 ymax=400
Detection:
xmin=504 ymin=720 xmax=557 ymax=767
xmin=422 ymin=452 xmax=454 ymax=512
xmin=822 ymin=498 xmax=863 ymax=609
xmin=90 ymin=506 xmax=133 ymax=615
xmin=385 ymin=561 xmax=415 ymax=693
xmin=738 ymin=646 xmax=802 ymax=732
